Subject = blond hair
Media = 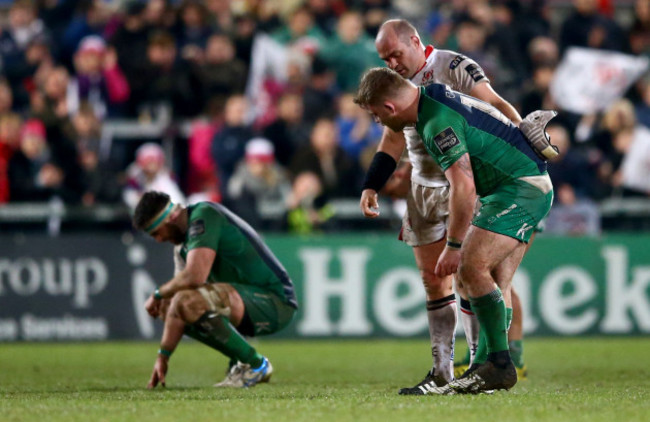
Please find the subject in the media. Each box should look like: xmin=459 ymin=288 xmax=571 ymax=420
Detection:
xmin=354 ymin=67 xmax=411 ymax=107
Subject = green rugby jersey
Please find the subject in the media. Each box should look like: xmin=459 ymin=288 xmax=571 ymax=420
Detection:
xmin=415 ymin=85 xmax=548 ymax=197
xmin=179 ymin=202 xmax=298 ymax=309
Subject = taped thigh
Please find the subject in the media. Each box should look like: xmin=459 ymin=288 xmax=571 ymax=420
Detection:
xmin=197 ymin=284 xmax=232 ymax=318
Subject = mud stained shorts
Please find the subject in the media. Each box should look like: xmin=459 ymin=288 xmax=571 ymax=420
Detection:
xmin=230 ymin=283 xmax=295 ymax=337
xmin=399 ymin=181 xmax=450 ymax=246
xmin=473 ymin=177 xmax=553 ymax=243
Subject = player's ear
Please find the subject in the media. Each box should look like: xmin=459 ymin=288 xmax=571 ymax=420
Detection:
xmin=383 ymin=101 xmax=396 ymax=114
xmin=410 ymin=35 xmax=420 ymax=48
xmin=168 ymin=207 xmax=182 ymax=223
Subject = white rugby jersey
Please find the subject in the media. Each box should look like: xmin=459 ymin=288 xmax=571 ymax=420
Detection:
xmin=405 ymin=46 xmax=489 ymax=187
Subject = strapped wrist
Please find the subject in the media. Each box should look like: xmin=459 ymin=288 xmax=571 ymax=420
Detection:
xmin=153 ymin=288 xmax=163 ymax=300
xmin=446 ymin=239 xmax=462 ymax=249
xmin=362 ymin=151 xmax=397 ymax=192
xmin=158 ymin=348 xmax=172 ymax=358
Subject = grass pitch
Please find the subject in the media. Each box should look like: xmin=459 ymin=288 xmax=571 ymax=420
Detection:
xmin=1 ymin=338 xmax=648 ymax=422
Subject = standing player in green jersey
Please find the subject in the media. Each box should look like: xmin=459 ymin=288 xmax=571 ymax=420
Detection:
xmin=133 ymin=191 xmax=298 ymax=389
xmin=361 ymin=20 xmax=553 ymax=390
xmin=355 ymin=68 xmax=553 ymax=394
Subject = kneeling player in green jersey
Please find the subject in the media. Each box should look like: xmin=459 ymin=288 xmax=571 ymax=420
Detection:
xmin=355 ymin=68 xmax=553 ymax=394
xmin=133 ymin=191 xmax=298 ymax=389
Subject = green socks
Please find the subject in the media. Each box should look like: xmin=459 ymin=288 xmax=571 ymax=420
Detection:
xmin=469 ymin=290 xmax=509 ymax=356
xmin=191 ymin=312 xmax=264 ymax=368
xmin=470 ymin=305 xmax=516 ymax=366
xmin=509 ymin=340 xmax=524 ymax=368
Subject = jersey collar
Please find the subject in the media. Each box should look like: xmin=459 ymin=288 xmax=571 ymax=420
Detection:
xmin=413 ymin=45 xmax=435 ymax=78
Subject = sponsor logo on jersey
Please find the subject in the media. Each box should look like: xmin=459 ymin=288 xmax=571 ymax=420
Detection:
xmin=433 ymin=127 xmax=461 ymax=153
xmin=464 ymin=64 xmax=485 ymax=82
xmin=189 ymin=219 xmax=205 ymax=237
xmin=449 ymin=55 xmax=467 ymax=69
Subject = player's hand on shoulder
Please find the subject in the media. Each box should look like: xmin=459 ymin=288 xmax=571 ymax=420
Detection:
xmin=360 ymin=189 xmax=380 ymax=218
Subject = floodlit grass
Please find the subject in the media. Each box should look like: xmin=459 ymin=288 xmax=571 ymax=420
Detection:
xmin=1 ymin=338 xmax=648 ymax=422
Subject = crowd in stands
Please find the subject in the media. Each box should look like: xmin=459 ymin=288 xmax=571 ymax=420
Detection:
xmin=0 ymin=0 xmax=649 ymax=234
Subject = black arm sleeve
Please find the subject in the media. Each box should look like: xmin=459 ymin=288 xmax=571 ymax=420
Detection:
xmin=362 ymin=151 xmax=397 ymax=192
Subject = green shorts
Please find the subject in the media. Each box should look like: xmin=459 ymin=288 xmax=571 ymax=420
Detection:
xmin=231 ymin=283 xmax=296 ymax=337
xmin=473 ymin=178 xmax=553 ymax=243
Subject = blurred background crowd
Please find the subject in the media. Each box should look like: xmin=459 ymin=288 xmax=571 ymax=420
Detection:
xmin=0 ymin=0 xmax=648 ymax=234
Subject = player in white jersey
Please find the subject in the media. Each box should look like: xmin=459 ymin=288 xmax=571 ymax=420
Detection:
xmin=359 ymin=19 xmax=542 ymax=393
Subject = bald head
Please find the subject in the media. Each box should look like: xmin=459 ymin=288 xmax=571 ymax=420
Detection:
xmin=377 ymin=19 xmax=420 ymax=46
xmin=375 ymin=19 xmax=426 ymax=79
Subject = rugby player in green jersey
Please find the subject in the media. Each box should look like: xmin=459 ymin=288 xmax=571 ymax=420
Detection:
xmin=355 ymin=68 xmax=553 ymax=394
xmin=133 ymin=191 xmax=298 ymax=389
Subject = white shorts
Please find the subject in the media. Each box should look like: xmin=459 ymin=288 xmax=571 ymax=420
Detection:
xmin=399 ymin=181 xmax=449 ymax=246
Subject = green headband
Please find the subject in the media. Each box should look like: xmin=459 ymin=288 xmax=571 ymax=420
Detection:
xmin=144 ymin=201 xmax=174 ymax=233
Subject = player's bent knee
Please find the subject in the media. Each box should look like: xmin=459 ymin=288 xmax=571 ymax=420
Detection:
xmin=458 ymin=262 xmax=487 ymax=286
xmin=197 ymin=284 xmax=232 ymax=318
xmin=170 ymin=290 xmax=206 ymax=322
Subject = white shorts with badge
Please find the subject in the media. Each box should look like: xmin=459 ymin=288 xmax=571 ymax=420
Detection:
xmin=399 ymin=181 xmax=450 ymax=246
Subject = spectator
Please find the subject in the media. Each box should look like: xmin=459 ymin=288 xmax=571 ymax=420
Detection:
xmin=547 ymin=124 xmax=604 ymax=201
xmin=306 ymin=0 xmax=339 ymax=36
xmin=629 ymin=0 xmax=650 ymax=58
xmin=136 ymin=31 xmax=203 ymax=119
xmin=558 ymin=0 xmax=627 ymax=53
xmin=262 ymin=93 xmax=311 ymax=167
xmin=544 ymin=124 xmax=602 ymax=235
xmin=123 ymin=142 xmax=185 ymax=210
xmin=320 ymin=11 xmax=384 ymax=92
xmin=72 ymin=105 xmax=122 ymax=206
xmin=176 ymin=0 xmax=212 ymax=60
xmin=185 ymin=97 xmax=224 ymax=204
xmin=545 ymin=184 xmax=601 ymax=235
xmin=285 ymin=171 xmax=334 ymax=234
xmin=635 ymin=76 xmax=650 ymax=128
xmin=109 ymin=1 xmax=150 ymax=116
xmin=232 ymin=13 xmax=259 ymax=68
xmin=61 ymin=0 xmax=111 ymax=66
xmin=198 ymin=34 xmax=248 ymax=102
xmin=8 ymin=118 xmax=83 ymax=203
xmin=336 ymin=92 xmax=381 ymax=161
xmin=144 ymin=0 xmax=177 ymax=32
xmin=0 ymin=0 xmax=47 ymax=57
xmin=454 ymin=18 xmax=500 ymax=90
xmin=30 ymin=66 xmax=76 ymax=143
xmin=272 ymin=6 xmax=326 ymax=52
xmin=69 ymin=36 xmax=130 ymax=118
xmin=302 ymin=55 xmax=337 ymax=123
xmin=290 ymin=117 xmax=360 ymax=198
xmin=0 ymin=113 xmax=23 ymax=203
xmin=527 ymin=36 xmax=559 ymax=70
xmin=519 ymin=64 xmax=556 ymax=116
xmin=205 ymin=0 xmax=235 ymax=33
xmin=618 ymin=118 xmax=650 ymax=196
xmin=0 ymin=79 xmax=14 ymax=115
xmin=211 ymin=94 xmax=254 ymax=197
xmin=588 ymin=99 xmax=638 ymax=190
xmin=485 ymin=1 xmax=528 ymax=88
xmin=4 ymin=36 xmax=54 ymax=113
xmin=227 ymin=138 xmax=292 ymax=228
